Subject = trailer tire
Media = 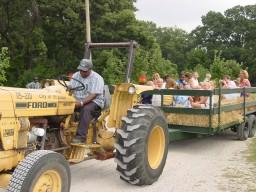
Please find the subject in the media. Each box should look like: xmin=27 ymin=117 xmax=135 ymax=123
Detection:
xmin=248 ymin=115 xmax=256 ymax=138
xmin=7 ymin=150 xmax=70 ymax=192
xmin=237 ymin=119 xmax=249 ymax=141
xmin=115 ymin=105 xmax=169 ymax=186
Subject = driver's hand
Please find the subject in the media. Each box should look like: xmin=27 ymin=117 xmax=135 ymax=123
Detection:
xmin=75 ymin=101 xmax=83 ymax=108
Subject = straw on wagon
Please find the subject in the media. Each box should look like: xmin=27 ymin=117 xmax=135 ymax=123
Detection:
xmin=165 ymin=97 xmax=256 ymax=128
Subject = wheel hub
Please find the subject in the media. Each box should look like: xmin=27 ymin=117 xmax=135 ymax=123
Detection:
xmin=147 ymin=126 xmax=165 ymax=169
xmin=33 ymin=170 xmax=62 ymax=192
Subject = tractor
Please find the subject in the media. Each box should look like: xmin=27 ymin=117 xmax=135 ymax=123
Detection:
xmin=0 ymin=41 xmax=169 ymax=192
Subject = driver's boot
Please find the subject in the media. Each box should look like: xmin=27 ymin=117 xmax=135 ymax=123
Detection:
xmin=71 ymin=136 xmax=86 ymax=144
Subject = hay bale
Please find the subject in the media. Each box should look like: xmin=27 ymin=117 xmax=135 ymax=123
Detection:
xmin=165 ymin=97 xmax=252 ymax=128
xmin=166 ymin=111 xmax=243 ymax=128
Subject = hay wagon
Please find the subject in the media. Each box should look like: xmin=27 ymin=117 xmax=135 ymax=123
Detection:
xmin=143 ymin=87 xmax=256 ymax=141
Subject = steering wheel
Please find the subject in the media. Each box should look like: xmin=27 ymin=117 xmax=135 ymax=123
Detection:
xmin=57 ymin=75 xmax=85 ymax=91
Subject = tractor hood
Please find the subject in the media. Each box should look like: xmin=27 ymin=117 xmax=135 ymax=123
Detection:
xmin=0 ymin=88 xmax=16 ymax=118
xmin=114 ymin=83 xmax=153 ymax=94
xmin=0 ymin=86 xmax=76 ymax=117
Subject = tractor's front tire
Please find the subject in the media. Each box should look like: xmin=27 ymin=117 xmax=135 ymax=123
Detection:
xmin=115 ymin=105 xmax=169 ymax=185
xmin=7 ymin=150 xmax=70 ymax=192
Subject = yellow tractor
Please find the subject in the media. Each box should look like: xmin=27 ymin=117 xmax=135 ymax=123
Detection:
xmin=0 ymin=41 xmax=169 ymax=192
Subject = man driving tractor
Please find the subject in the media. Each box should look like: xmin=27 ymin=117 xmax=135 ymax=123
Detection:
xmin=70 ymin=59 xmax=104 ymax=144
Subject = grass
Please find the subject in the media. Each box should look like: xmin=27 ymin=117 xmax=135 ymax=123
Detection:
xmin=248 ymin=138 xmax=256 ymax=163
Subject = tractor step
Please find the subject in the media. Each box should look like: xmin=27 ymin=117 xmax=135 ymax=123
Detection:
xmin=68 ymin=143 xmax=102 ymax=163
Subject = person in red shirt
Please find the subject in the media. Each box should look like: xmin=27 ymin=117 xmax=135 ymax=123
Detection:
xmin=138 ymin=74 xmax=147 ymax=85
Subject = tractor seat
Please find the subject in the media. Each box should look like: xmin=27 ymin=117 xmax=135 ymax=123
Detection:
xmin=91 ymin=109 xmax=102 ymax=120
xmin=72 ymin=108 xmax=101 ymax=123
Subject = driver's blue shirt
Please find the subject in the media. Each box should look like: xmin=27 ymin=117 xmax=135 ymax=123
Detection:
xmin=70 ymin=71 xmax=104 ymax=109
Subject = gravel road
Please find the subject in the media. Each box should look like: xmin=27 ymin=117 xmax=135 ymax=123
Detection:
xmin=70 ymin=132 xmax=256 ymax=192
xmin=1 ymin=132 xmax=255 ymax=192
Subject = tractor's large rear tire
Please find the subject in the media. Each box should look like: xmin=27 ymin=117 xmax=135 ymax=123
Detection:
xmin=7 ymin=150 xmax=70 ymax=192
xmin=115 ymin=105 xmax=169 ymax=185
xmin=248 ymin=115 xmax=256 ymax=138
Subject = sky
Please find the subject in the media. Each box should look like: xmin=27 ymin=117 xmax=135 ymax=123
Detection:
xmin=135 ymin=0 xmax=256 ymax=32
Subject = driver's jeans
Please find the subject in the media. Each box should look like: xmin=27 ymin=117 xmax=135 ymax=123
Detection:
xmin=76 ymin=102 xmax=100 ymax=139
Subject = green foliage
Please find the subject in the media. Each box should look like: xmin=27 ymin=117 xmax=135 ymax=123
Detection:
xmin=95 ymin=50 xmax=125 ymax=84
xmin=187 ymin=48 xmax=209 ymax=69
xmin=0 ymin=2 xmax=254 ymax=86
xmin=192 ymin=5 xmax=256 ymax=83
xmin=210 ymin=52 xmax=242 ymax=81
xmin=0 ymin=0 xmax=178 ymax=86
xmin=193 ymin=64 xmax=209 ymax=82
xmin=133 ymin=43 xmax=177 ymax=82
xmin=0 ymin=47 xmax=10 ymax=85
xmin=145 ymin=25 xmax=193 ymax=71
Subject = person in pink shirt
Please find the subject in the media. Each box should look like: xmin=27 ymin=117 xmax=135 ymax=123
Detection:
xmin=238 ymin=70 xmax=251 ymax=97
xmin=221 ymin=75 xmax=237 ymax=89
xmin=221 ymin=75 xmax=239 ymax=99
xmin=239 ymin=70 xmax=251 ymax=88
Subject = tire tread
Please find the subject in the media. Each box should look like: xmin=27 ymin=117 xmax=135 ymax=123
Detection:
xmin=115 ymin=105 xmax=168 ymax=186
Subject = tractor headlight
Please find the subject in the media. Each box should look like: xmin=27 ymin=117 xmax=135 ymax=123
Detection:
xmin=128 ymin=86 xmax=136 ymax=94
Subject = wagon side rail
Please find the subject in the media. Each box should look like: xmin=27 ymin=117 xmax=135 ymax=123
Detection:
xmin=142 ymin=87 xmax=256 ymax=134
xmin=142 ymin=89 xmax=213 ymax=134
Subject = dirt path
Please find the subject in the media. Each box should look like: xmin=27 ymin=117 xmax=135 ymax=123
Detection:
xmin=70 ymin=132 xmax=256 ymax=192
xmin=1 ymin=132 xmax=255 ymax=192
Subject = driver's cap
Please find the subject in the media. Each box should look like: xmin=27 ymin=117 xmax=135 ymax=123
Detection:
xmin=77 ymin=59 xmax=93 ymax=72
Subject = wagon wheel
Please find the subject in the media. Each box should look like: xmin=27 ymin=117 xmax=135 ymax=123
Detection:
xmin=248 ymin=114 xmax=256 ymax=138
xmin=237 ymin=118 xmax=249 ymax=141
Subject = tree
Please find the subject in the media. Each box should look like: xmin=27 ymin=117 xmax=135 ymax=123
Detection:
xmin=210 ymin=52 xmax=242 ymax=81
xmin=1 ymin=0 xmax=178 ymax=86
xmin=193 ymin=64 xmax=209 ymax=82
xmin=0 ymin=0 xmax=48 ymax=86
xmin=0 ymin=47 xmax=10 ymax=85
xmin=145 ymin=25 xmax=193 ymax=71
xmin=1 ymin=1 xmax=253 ymax=86
xmin=191 ymin=5 xmax=256 ymax=83
xmin=186 ymin=48 xmax=209 ymax=69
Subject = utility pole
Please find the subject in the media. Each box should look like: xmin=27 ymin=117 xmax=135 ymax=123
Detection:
xmin=84 ymin=0 xmax=91 ymax=59
xmin=85 ymin=0 xmax=91 ymax=43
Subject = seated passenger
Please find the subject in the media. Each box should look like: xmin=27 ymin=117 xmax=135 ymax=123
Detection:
xmin=152 ymin=78 xmax=164 ymax=106
xmin=221 ymin=75 xmax=240 ymax=99
xmin=191 ymin=72 xmax=200 ymax=89
xmin=176 ymin=72 xmax=186 ymax=88
xmin=141 ymin=81 xmax=153 ymax=104
xmin=174 ymin=95 xmax=191 ymax=108
xmin=152 ymin=73 xmax=161 ymax=88
xmin=165 ymin=78 xmax=176 ymax=89
xmin=190 ymin=82 xmax=212 ymax=109
xmin=239 ymin=70 xmax=251 ymax=88
xmin=183 ymin=72 xmax=192 ymax=89
xmin=221 ymin=75 xmax=237 ymax=88
xmin=239 ymin=70 xmax=251 ymax=97
xmin=173 ymin=85 xmax=191 ymax=108
xmin=163 ymin=79 xmax=176 ymax=106
xmin=203 ymin=73 xmax=212 ymax=83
